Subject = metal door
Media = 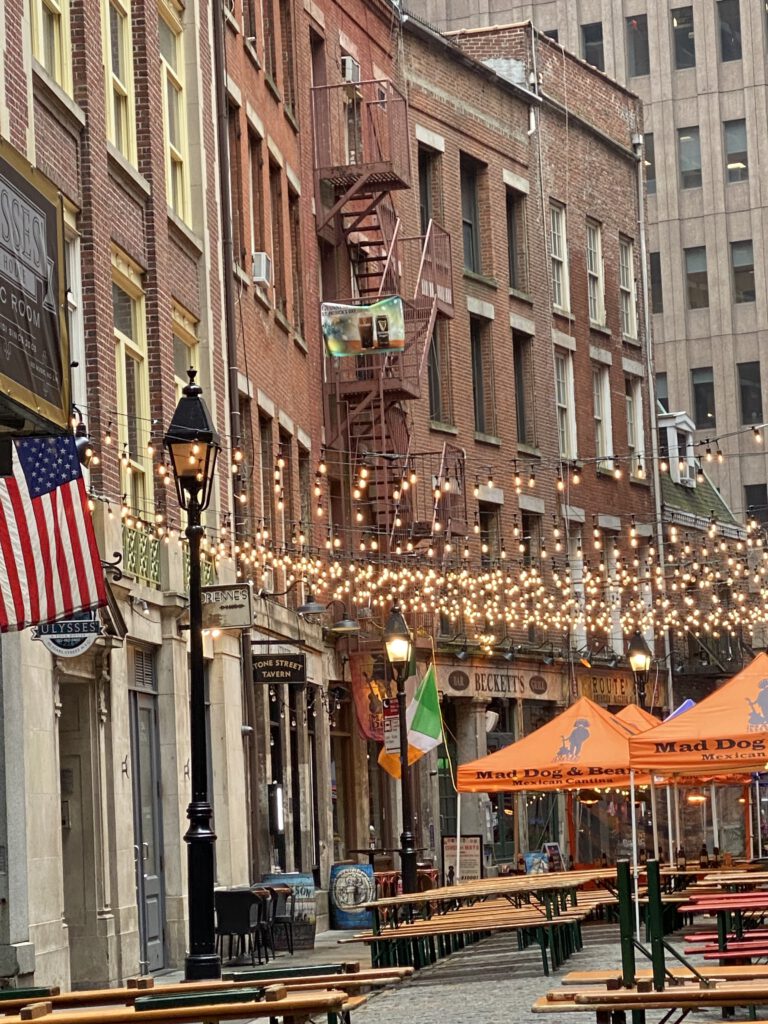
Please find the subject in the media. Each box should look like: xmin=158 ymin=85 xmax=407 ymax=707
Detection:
xmin=130 ymin=690 xmax=165 ymax=971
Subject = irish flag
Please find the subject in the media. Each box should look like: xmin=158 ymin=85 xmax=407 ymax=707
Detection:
xmin=378 ymin=664 xmax=443 ymax=779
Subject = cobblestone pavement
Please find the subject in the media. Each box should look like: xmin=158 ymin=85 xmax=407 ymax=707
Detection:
xmin=348 ymin=921 xmax=619 ymax=1024
xmin=346 ymin=923 xmax=766 ymax=1024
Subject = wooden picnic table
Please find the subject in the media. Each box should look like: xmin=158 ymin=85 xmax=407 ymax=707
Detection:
xmin=561 ymin=965 xmax=768 ymax=985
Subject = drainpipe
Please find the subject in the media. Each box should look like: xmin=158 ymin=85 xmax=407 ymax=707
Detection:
xmin=632 ymin=131 xmax=674 ymax=713
xmin=211 ymin=1 xmax=260 ymax=878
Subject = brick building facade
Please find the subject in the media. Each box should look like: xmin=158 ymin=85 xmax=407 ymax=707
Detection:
xmin=0 ymin=0 xmax=660 ymax=985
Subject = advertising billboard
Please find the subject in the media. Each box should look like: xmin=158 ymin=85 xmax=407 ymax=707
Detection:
xmin=321 ymin=295 xmax=405 ymax=357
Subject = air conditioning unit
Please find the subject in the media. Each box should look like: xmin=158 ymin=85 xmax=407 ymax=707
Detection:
xmin=341 ymin=55 xmax=361 ymax=83
xmin=252 ymin=251 xmax=273 ymax=287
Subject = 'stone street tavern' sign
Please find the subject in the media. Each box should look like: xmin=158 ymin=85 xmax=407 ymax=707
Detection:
xmin=435 ymin=661 xmax=566 ymax=703
xmin=253 ymin=654 xmax=306 ymax=684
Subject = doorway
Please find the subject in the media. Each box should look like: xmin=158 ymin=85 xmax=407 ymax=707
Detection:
xmin=129 ymin=685 xmax=165 ymax=972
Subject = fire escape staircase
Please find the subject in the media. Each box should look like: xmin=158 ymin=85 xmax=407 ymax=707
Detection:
xmin=313 ymin=79 xmax=459 ymax=554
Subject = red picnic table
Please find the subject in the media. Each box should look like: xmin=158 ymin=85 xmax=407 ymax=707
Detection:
xmin=680 ymin=891 xmax=768 ymax=956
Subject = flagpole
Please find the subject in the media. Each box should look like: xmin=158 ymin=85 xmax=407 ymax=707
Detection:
xmin=455 ymin=792 xmax=462 ymax=883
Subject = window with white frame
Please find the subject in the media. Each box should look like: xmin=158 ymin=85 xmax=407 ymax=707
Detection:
xmin=158 ymin=0 xmax=189 ymax=221
xmin=550 ymin=202 xmax=570 ymax=312
xmin=625 ymin=376 xmax=645 ymax=478
xmin=586 ymin=220 xmax=604 ymax=325
xmin=103 ymin=0 xmax=135 ymax=162
xmin=619 ymin=237 xmax=637 ymax=338
xmin=64 ymin=228 xmax=85 ymax=416
xmin=555 ymin=350 xmax=577 ymax=459
xmin=31 ymin=0 xmax=72 ymax=91
xmin=172 ymin=303 xmax=199 ymax=401
xmin=568 ymin=532 xmax=586 ymax=649
xmin=592 ymin=365 xmax=613 ymax=469
xmin=113 ymin=251 xmax=151 ymax=514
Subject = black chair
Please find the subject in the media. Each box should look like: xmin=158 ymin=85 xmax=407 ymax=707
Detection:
xmin=251 ymin=888 xmax=275 ymax=963
xmin=267 ymin=885 xmax=296 ymax=955
xmin=214 ymin=889 xmax=261 ymax=964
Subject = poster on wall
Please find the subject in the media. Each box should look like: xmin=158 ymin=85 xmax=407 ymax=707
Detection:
xmin=441 ymin=835 xmax=483 ymax=885
xmin=0 ymin=140 xmax=70 ymax=432
xmin=321 ymin=296 xmax=405 ymax=357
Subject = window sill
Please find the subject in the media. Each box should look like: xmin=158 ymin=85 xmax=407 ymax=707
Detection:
xmin=265 ymin=72 xmax=282 ymax=104
xmin=429 ymin=420 xmax=458 ymax=435
xmin=254 ymin=285 xmax=272 ymax=311
xmin=463 ymin=270 xmax=498 ymax=290
xmin=225 ymin=6 xmax=240 ymax=32
xmin=293 ymin=331 xmax=308 ymax=354
xmin=595 ymin=465 xmax=616 ymax=479
xmin=509 ymin=288 xmax=533 ymax=305
xmin=284 ymin=105 xmax=299 ymax=134
xmin=622 ymin=334 xmax=642 ymax=348
xmin=629 ymin=475 xmax=651 ymax=487
xmin=553 ymin=307 xmax=575 ymax=322
xmin=167 ymin=209 xmax=204 ymax=256
xmin=589 ymin=322 xmax=611 ymax=337
xmin=474 ymin=431 xmax=501 ymax=446
xmin=244 ymin=38 xmax=261 ymax=70
xmin=32 ymin=59 xmax=85 ymax=133
xmin=106 ymin=143 xmax=151 ymax=204
xmin=517 ymin=442 xmax=541 ymax=458
xmin=275 ymin=307 xmax=292 ymax=334
xmin=233 ymin=263 xmax=250 ymax=288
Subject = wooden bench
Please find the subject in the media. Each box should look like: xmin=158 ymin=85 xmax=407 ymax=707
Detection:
xmin=562 ymin=965 xmax=768 ymax=986
xmin=0 ymin=970 xmax=410 ymax=1019
xmin=0 ymin=987 xmax=348 ymax=1024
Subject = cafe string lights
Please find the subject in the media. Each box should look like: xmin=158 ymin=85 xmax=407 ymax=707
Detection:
xmin=81 ymin=414 xmax=768 ymax=644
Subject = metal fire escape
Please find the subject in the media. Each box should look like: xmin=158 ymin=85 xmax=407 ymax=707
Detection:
xmin=312 ymin=79 xmax=465 ymax=557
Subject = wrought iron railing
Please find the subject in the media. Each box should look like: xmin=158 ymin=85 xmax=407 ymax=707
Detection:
xmin=122 ymin=524 xmax=161 ymax=589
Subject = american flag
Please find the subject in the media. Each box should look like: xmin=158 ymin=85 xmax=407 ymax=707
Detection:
xmin=0 ymin=436 xmax=106 ymax=631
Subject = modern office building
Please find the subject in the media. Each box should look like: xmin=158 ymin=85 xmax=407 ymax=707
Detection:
xmin=408 ymin=0 xmax=768 ymax=525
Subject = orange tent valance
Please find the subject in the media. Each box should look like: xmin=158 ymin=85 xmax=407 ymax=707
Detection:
xmin=457 ymin=696 xmax=646 ymax=793
xmin=629 ymin=652 xmax=768 ymax=774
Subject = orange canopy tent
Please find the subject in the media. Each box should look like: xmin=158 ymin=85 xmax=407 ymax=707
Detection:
xmin=457 ymin=695 xmax=643 ymax=793
xmin=629 ymin=652 xmax=768 ymax=774
xmin=615 ymin=703 xmax=663 ymax=734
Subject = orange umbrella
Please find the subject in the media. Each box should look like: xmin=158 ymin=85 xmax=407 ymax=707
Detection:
xmin=457 ymin=696 xmax=644 ymax=793
xmin=629 ymin=652 xmax=768 ymax=774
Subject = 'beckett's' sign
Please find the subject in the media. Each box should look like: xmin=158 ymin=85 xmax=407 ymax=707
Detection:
xmin=435 ymin=661 xmax=565 ymax=703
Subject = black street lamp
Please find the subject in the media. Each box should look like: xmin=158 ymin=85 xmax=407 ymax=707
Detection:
xmin=164 ymin=370 xmax=221 ymax=981
xmin=384 ymin=602 xmax=417 ymax=894
xmin=628 ymin=631 xmax=652 ymax=708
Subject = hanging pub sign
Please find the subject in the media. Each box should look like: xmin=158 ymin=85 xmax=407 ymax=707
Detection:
xmin=321 ymin=295 xmax=405 ymax=357
xmin=253 ymin=653 xmax=306 ymax=684
xmin=201 ymin=583 xmax=253 ymax=631
xmin=0 ymin=140 xmax=70 ymax=433
xmin=32 ymin=609 xmax=104 ymax=658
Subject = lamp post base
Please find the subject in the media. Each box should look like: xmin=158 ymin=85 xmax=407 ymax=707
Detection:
xmin=184 ymin=953 xmax=222 ymax=981
xmin=400 ymin=829 xmax=418 ymax=894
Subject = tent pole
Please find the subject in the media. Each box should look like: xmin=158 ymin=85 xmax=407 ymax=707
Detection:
xmin=650 ymin=779 xmax=660 ymax=860
xmin=745 ymin=784 xmax=752 ymax=860
xmin=630 ymin=770 xmax=640 ymax=937
xmin=673 ymin=783 xmax=681 ymax=856
xmin=566 ymin=791 xmax=576 ymax=866
xmin=755 ymin=778 xmax=763 ymax=859
xmin=665 ymin=784 xmax=674 ymax=864
xmin=710 ymin=782 xmax=719 ymax=851
xmin=455 ymin=792 xmax=462 ymax=882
